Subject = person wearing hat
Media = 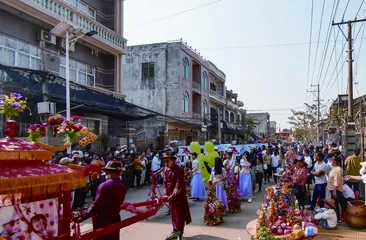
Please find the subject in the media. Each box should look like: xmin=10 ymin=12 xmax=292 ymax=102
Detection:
xmin=163 ymin=154 xmax=191 ymax=240
xmin=291 ymin=155 xmax=308 ymax=209
xmin=0 ymin=206 xmax=24 ymax=239
xmin=74 ymin=160 xmax=127 ymax=240
xmin=314 ymin=198 xmax=338 ymax=230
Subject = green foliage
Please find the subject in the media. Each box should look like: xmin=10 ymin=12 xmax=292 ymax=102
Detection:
xmin=288 ymin=103 xmax=317 ymax=141
xmin=100 ymin=133 xmax=110 ymax=150
xmin=256 ymin=227 xmax=285 ymax=240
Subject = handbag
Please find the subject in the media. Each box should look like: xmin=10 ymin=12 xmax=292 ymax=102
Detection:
xmin=263 ymin=164 xmax=268 ymax=170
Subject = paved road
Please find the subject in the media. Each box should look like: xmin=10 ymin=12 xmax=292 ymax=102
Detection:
xmin=79 ymin=182 xmax=270 ymax=239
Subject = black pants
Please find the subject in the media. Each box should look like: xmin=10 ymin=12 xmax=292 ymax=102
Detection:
xmin=272 ymin=167 xmax=278 ymax=183
xmin=293 ymin=185 xmax=306 ymax=209
xmin=145 ymin=162 xmax=152 ymax=184
xmin=73 ymin=187 xmax=87 ymax=209
xmin=264 ymin=165 xmax=272 ymax=182
xmin=331 ymin=189 xmax=347 ymax=221
xmin=256 ymin=172 xmax=263 ymax=191
xmin=135 ymin=169 xmax=142 ymax=188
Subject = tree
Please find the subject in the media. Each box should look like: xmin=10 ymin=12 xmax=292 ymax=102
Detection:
xmin=241 ymin=117 xmax=259 ymax=142
xmin=288 ymin=103 xmax=317 ymax=141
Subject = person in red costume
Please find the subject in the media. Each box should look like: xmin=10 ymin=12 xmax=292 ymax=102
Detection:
xmin=74 ymin=160 xmax=126 ymax=240
xmin=163 ymin=153 xmax=192 ymax=240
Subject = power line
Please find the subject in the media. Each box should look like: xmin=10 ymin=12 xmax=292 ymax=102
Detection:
xmin=341 ymin=0 xmax=350 ymax=21
xmin=307 ymin=0 xmax=315 ymax=104
xmin=310 ymin=0 xmax=326 ymax=88
xmin=323 ymin=55 xmax=347 ymax=100
xmin=355 ymin=0 xmax=365 ymax=19
xmin=127 ymin=0 xmax=223 ymax=27
xmin=246 ymin=106 xmax=305 ymax=112
xmin=316 ymin=0 xmax=337 ymax=87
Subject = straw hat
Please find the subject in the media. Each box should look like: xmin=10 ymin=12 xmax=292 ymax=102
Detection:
xmin=102 ymin=160 xmax=122 ymax=172
xmin=325 ymin=198 xmax=336 ymax=209
xmin=162 ymin=153 xmax=176 ymax=161
xmin=59 ymin=157 xmax=73 ymax=165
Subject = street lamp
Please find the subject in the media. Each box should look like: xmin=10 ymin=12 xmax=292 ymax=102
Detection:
xmin=50 ymin=21 xmax=97 ymax=120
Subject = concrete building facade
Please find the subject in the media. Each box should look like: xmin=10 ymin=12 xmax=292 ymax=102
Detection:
xmin=247 ymin=112 xmax=271 ymax=138
xmin=124 ymin=41 xmax=244 ymax=145
xmin=269 ymin=120 xmax=277 ymax=137
xmin=0 ymin=0 xmax=148 ymax=147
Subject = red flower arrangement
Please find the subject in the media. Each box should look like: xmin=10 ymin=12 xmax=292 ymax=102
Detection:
xmin=204 ymin=182 xmax=225 ymax=226
xmin=48 ymin=115 xmax=66 ymax=135
xmin=225 ymin=172 xmax=242 ymax=213
xmin=58 ymin=116 xmax=83 ymax=142
xmin=27 ymin=123 xmax=48 ymax=142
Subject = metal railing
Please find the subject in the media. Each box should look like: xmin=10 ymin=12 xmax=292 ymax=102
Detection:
xmin=209 ymin=90 xmax=218 ymax=100
xmin=192 ymin=112 xmax=201 ymax=120
xmin=30 ymin=0 xmax=127 ymax=51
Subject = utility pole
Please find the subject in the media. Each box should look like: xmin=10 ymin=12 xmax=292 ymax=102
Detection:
xmin=308 ymin=84 xmax=322 ymax=142
xmin=332 ymin=19 xmax=366 ymax=156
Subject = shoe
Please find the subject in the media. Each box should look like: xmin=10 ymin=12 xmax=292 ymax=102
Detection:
xmin=165 ymin=211 xmax=170 ymax=216
xmin=165 ymin=231 xmax=177 ymax=240
xmin=248 ymin=198 xmax=252 ymax=203
xmin=193 ymin=198 xmax=200 ymax=201
xmin=177 ymin=233 xmax=183 ymax=240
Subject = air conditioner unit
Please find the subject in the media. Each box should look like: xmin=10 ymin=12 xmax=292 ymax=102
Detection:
xmin=60 ymin=38 xmax=75 ymax=52
xmin=37 ymin=102 xmax=56 ymax=115
xmin=38 ymin=30 xmax=56 ymax=45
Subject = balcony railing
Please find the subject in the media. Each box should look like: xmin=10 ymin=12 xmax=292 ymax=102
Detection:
xmin=192 ymin=81 xmax=201 ymax=92
xmin=218 ymin=95 xmax=226 ymax=104
xmin=227 ymin=100 xmax=239 ymax=110
xmin=29 ymin=0 xmax=127 ymax=51
xmin=209 ymin=90 xmax=218 ymax=100
xmin=208 ymin=61 xmax=226 ymax=82
xmin=192 ymin=112 xmax=201 ymax=120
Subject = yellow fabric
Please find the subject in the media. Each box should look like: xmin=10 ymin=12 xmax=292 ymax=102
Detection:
xmin=345 ymin=155 xmax=362 ymax=182
xmin=134 ymin=159 xmax=144 ymax=170
xmin=34 ymin=142 xmax=70 ymax=152
xmin=190 ymin=142 xmax=210 ymax=182
xmin=204 ymin=142 xmax=219 ymax=169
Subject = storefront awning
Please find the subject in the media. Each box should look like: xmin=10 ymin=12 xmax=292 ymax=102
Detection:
xmin=0 ymin=64 xmax=155 ymax=121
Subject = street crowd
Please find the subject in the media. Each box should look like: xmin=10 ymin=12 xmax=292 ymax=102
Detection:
xmin=51 ymin=141 xmax=366 ymax=239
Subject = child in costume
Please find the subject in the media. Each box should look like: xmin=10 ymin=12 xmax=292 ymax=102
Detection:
xmin=210 ymin=157 xmax=228 ymax=211
xmin=0 ymin=206 xmax=24 ymax=240
xmin=239 ymin=152 xmax=253 ymax=203
xmin=313 ymin=198 xmax=338 ymax=230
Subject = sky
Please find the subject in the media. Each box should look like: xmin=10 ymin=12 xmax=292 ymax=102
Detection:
xmin=124 ymin=0 xmax=366 ymax=129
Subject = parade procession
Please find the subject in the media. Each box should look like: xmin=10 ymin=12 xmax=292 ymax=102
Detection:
xmin=2 ymin=0 xmax=366 ymax=239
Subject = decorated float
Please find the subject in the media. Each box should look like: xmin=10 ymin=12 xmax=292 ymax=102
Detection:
xmin=246 ymin=154 xmax=318 ymax=240
xmin=0 ymin=93 xmax=167 ymax=240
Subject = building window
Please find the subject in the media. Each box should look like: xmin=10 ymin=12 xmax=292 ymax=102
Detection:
xmin=142 ymin=63 xmax=154 ymax=79
xmin=225 ymin=110 xmax=229 ymax=122
xmin=182 ymin=57 xmax=190 ymax=80
xmin=0 ymin=34 xmax=41 ymax=70
xmin=230 ymin=112 xmax=235 ymax=123
xmin=202 ymin=100 xmax=208 ymax=116
xmin=59 ymin=57 xmax=95 ymax=86
xmin=182 ymin=91 xmax=189 ymax=112
xmin=80 ymin=118 xmax=101 ymax=135
xmin=62 ymin=0 xmax=96 ymax=19
xmin=202 ymin=71 xmax=208 ymax=90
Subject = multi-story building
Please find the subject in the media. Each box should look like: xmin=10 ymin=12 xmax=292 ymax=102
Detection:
xmin=0 ymin=0 xmax=149 ymax=145
xmin=269 ymin=120 xmax=277 ymax=137
xmin=123 ymin=41 xmax=245 ymax=146
xmin=247 ymin=112 xmax=271 ymax=138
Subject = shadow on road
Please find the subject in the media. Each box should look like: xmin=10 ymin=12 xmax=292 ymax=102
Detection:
xmin=185 ymin=235 xmax=228 ymax=240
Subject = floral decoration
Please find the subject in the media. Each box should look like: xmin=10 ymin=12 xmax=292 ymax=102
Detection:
xmin=58 ymin=116 xmax=83 ymax=142
xmin=0 ymin=93 xmax=29 ymax=120
xmin=225 ymin=172 xmax=242 ymax=213
xmin=27 ymin=124 xmax=48 ymax=143
xmin=48 ymin=115 xmax=66 ymax=135
xmin=203 ymin=182 xmax=225 ymax=226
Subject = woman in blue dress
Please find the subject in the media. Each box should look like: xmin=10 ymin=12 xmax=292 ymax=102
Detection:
xmin=210 ymin=157 xmax=229 ymax=211
xmin=190 ymin=152 xmax=206 ymax=201
xmin=239 ymin=152 xmax=253 ymax=203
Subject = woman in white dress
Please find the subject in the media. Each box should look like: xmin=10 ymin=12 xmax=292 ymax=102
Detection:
xmin=190 ymin=152 xmax=206 ymax=201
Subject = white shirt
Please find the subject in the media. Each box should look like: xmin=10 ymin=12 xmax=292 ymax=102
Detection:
xmin=313 ymin=161 xmax=328 ymax=184
xmin=192 ymin=159 xmax=201 ymax=174
xmin=271 ymin=155 xmax=280 ymax=168
xmin=314 ymin=209 xmax=337 ymax=229
xmin=175 ymin=156 xmax=183 ymax=166
xmin=151 ymin=156 xmax=161 ymax=172
xmin=305 ymin=156 xmax=312 ymax=168
xmin=343 ymin=184 xmax=355 ymax=199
